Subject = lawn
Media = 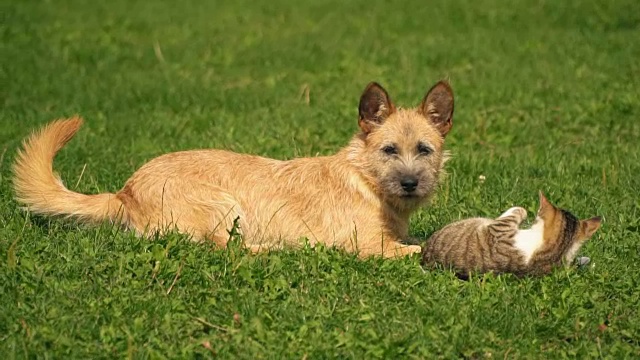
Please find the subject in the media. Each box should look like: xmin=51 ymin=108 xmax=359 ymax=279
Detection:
xmin=1 ymin=0 xmax=639 ymax=358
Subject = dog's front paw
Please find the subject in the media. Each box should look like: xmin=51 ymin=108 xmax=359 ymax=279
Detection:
xmin=392 ymin=244 xmax=422 ymax=258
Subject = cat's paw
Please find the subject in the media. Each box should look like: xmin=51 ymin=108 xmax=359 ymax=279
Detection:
xmin=576 ymin=256 xmax=591 ymax=266
xmin=499 ymin=207 xmax=527 ymax=221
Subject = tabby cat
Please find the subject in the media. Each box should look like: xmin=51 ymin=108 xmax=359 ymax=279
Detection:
xmin=422 ymin=192 xmax=602 ymax=277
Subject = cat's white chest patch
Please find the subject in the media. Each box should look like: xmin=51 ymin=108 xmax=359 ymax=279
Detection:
xmin=513 ymin=219 xmax=545 ymax=263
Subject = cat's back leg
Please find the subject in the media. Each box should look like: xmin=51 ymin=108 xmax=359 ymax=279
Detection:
xmin=497 ymin=207 xmax=527 ymax=223
xmin=487 ymin=207 xmax=527 ymax=236
xmin=487 ymin=208 xmax=529 ymax=273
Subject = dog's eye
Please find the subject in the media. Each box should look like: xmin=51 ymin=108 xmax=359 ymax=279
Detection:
xmin=417 ymin=143 xmax=433 ymax=155
xmin=382 ymin=145 xmax=398 ymax=155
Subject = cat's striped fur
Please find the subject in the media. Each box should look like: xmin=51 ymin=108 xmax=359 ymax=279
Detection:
xmin=422 ymin=192 xmax=601 ymax=277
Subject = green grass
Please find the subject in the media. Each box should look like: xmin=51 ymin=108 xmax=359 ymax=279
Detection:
xmin=2 ymin=0 xmax=639 ymax=358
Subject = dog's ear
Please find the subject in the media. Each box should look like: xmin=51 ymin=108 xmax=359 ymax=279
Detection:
xmin=420 ymin=81 xmax=454 ymax=137
xmin=358 ymin=82 xmax=396 ymax=134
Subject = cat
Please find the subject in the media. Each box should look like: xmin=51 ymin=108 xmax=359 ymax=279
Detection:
xmin=421 ymin=192 xmax=602 ymax=277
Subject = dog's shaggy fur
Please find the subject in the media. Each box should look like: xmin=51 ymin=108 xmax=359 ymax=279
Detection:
xmin=13 ymin=81 xmax=454 ymax=258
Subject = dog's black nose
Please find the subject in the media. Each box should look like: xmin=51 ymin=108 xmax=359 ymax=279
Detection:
xmin=400 ymin=176 xmax=418 ymax=192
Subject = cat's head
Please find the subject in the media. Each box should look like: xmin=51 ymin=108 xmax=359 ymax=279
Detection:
xmin=536 ymin=191 xmax=602 ymax=264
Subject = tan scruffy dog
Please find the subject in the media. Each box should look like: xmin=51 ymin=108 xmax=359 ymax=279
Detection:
xmin=13 ymin=81 xmax=454 ymax=258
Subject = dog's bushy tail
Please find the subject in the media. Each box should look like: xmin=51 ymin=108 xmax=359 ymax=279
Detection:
xmin=12 ymin=117 xmax=126 ymax=223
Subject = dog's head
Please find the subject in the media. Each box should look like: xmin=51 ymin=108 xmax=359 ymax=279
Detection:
xmin=355 ymin=81 xmax=454 ymax=211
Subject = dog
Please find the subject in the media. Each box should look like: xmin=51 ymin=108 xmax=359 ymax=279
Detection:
xmin=13 ymin=81 xmax=454 ymax=258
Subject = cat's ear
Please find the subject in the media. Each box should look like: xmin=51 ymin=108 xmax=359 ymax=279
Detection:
xmin=580 ymin=216 xmax=602 ymax=238
xmin=537 ymin=191 xmax=554 ymax=214
xmin=358 ymin=82 xmax=396 ymax=134
xmin=419 ymin=81 xmax=454 ymax=137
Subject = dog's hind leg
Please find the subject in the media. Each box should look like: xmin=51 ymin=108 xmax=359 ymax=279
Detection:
xmin=120 ymin=180 xmax=248 ymax=248
xmin=185 ymin=188 xmax=248 ymax=248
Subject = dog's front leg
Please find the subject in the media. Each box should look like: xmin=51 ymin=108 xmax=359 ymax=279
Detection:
xmin=383 ymin=243 xmax=422 ymax=258
xmin=357 ymin=241 xmax=422 ymax=259
xmin=401 ymin=236 xmax=422 ymax=246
